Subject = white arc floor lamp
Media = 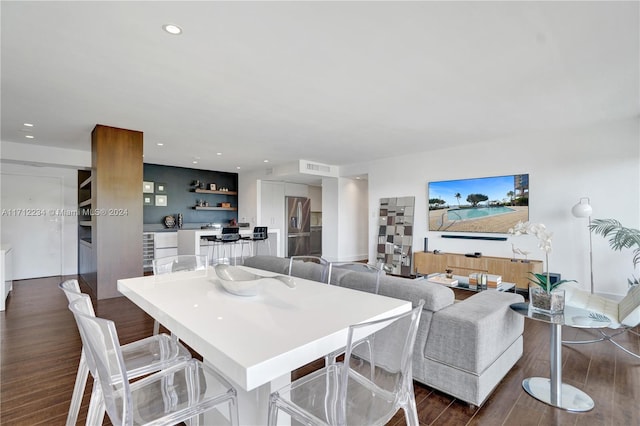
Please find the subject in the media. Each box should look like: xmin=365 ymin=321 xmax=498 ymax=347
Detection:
xmin=572 ymin=197 xmax=594 ymax=294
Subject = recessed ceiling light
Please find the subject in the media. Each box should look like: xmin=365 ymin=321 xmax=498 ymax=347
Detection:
xmin=236 ymin=166 xmax=241 ymax=170
xmin=25 ymin=135 xmax=34 ymax=139
xmin=217 ymin=152 xmax=222 ymax=156
xmin=23 ymin=123 xmax=34 ymax=127
xmin=156 ymin=142 xmax=164 ymax=146
xmin=192 ymin=160 xmax=198 ymax=164
xmin=162 ymin=24 xmax=182 ymax=35
xmin=263 ymin=159 xmax=269 ymax=163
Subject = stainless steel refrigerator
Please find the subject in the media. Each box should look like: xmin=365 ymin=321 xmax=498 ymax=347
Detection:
xmin=285 ymin=196 xmax=311 ymax=257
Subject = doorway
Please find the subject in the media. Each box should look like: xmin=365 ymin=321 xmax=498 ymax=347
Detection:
xmin=1 ymin=173 xmax=63 ymax=279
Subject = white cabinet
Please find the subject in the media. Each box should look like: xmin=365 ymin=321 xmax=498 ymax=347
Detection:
xmin=259 ymin=181 xmax=285 ymax=257
xmin=1 ymin=245 xmax=13 ymax=311
xmin=154 ymin=232 xmax=178 ymax=260
xmin=309 ymin=185 xmax=322 ymax=212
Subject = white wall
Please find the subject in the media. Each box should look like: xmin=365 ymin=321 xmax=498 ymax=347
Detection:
xmin=364 ymin=117 xmax=639 ymax=297
xmin=1 ymin=141 xmax=90 ymax=169
xmin=337 ymin=178 xmax=368 ymax=261
xmin=321 ymin=177 xmax=339 ymax=261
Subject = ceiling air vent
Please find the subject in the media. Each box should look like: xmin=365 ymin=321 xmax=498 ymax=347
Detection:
xmin=306 ymin=162 xmax=331 ymax=173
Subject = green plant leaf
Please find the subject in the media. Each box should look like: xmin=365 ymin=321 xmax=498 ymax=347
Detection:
xmin=526 ymin=272 xmax=576 ymax=293
xmin=590 ymin=218 xmax=640 ymax=268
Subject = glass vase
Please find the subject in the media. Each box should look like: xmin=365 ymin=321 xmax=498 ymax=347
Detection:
xmin=529 ymin=286 xmax=565 ymax=314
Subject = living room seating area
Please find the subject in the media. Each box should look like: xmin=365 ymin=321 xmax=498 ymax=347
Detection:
xmin=244 ymin=255 xmax=525 ymax=407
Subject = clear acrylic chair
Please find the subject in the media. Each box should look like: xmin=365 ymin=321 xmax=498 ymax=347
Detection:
xmin=151 ymin=254 xmax=208 ymax=335
xmin=59 ymin=280 xmax=192 ymax=426
xmin=268 ymin=300 xmax=425 ymax=426
xmin=288 ymin=255 xmax=331 ymax=283
xmin=69 ymin=296 xmax=239 ymax=426
xmin=328 ymin=262 xmax=385 ymax=294
xmin=152 ymin=254 xmax=209 ymax=275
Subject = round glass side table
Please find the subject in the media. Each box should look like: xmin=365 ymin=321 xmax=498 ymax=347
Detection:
xmin=510 ymin=302 xmax=610 ymax=412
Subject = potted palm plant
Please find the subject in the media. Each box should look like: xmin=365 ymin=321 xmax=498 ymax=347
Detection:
xmin=589 ymin=219 xmax=640 ymax=288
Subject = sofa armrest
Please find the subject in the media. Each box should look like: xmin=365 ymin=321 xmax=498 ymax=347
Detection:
xmin=425 ymin=291 xmax=524 ymax=374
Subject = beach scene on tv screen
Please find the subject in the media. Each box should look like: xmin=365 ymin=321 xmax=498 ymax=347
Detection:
xmin=428 ymin=174 xmax=529 ymax=233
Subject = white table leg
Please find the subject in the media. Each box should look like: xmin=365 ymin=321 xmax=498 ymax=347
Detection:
xmin=203 ymin=360 xmax=291 ymax=425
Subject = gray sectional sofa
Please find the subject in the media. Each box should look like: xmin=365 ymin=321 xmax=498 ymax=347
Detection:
xmin=243 ymin=255 xmax=524 ymax=407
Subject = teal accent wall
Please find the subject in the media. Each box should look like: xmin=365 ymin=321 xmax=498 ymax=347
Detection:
xmin=143 ymin=163 xmax=238 ymax=226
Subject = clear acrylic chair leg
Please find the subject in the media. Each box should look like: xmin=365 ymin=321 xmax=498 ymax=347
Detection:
xmin=86 ymin=380 xmax=105 ymax=426
xmin=66 ymin=350 xmax=89 ymax=426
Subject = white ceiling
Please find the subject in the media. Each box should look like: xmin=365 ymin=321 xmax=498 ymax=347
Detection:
xmin=1 ymin=1 xmax=638 ymax=175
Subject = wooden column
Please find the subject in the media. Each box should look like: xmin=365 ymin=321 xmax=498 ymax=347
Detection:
xmin=91 ymin=124 xmax=143 ymax=299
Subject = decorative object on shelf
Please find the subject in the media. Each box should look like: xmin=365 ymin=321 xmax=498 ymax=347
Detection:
xmin=163 ymin=215 xmax=176 ymax=228
xmin=192 ymin=180 xmax=200 ymax=188
xmin=143 ymin=181 xmax=154 ymax=193
xmin=156 ymin=182 xmax=167 ymax=193
xmin=589 ymin=218 xmax=640 ymax=290
xmin=155 ymin=194 xmax=168 ymax=207
xmin=199 ymin=182 xmax=207 ymax=190
xmin=511 ymin=243 xmax=530 ymax=262
xmin=426 ymin=274 xmax=458 ymax=287
xmin=509 ymin=221 xmax=575 ymax=314
xmin=572 ymin=197 xmax=594 ymax=293
xmin=210 ymin=183 xmax=217 ymax=191
xmin=143 ymin=195 xmax=153 ymax=206
xmin=220 ymin=202 xmax=231 ymax=208
xmin=177 ymin=213 xmax=183 ymax=228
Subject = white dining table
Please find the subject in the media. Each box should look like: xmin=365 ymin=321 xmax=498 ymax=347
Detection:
xmin=117 ymin=265 xmax=412 ymax=425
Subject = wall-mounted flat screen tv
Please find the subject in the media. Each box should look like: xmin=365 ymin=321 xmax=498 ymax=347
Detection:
xmin=428 ymin=174 xmax=529 ymax=234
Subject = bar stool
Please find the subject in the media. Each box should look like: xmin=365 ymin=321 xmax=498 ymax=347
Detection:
xmin=241 ymin=226 xmax=271 ymax=257
xmin=206 ymin=227 xmax=241 ymax=265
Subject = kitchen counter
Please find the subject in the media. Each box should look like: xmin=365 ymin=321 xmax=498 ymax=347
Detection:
xmin=177 ymin=228 xmax=281 ymax=257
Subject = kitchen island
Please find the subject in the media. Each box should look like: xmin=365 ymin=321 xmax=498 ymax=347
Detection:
xmin=177 ymin=228 xmax=281 ymax=258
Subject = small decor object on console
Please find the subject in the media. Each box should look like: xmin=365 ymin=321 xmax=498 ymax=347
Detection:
xmin=426 ymin=274 xmax=458 ymax=287
xmin=509 ymin=221 xmax=575 ymax=314
xmin=470 ymin=273 xmax=502 ymax=288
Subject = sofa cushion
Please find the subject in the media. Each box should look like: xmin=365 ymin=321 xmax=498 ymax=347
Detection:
xmin=242 ymin=255 xmax=290 ymax=275
xmin=332 ymin=269 xmax=378 ymax=293
xmin=378 ymin=275 xmax=455 ymax=311
xmin=424 ymin=290 xmax=524 ymax=374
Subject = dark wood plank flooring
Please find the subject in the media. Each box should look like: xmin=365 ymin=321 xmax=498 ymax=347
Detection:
xmin=1 ymin=276 xmax=638 ymax=425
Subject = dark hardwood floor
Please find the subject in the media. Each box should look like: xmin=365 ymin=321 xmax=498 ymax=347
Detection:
xmin=1 ymin=276 xmax=638 ymax=425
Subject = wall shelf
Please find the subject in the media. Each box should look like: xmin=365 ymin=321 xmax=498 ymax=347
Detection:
xmin=79 ymin=175 xmax=92 ymax=189
xmin=193 ymin=206 xmax=237 ymax=211
xmin=194 ymin=189 xmax=237 ymax=195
